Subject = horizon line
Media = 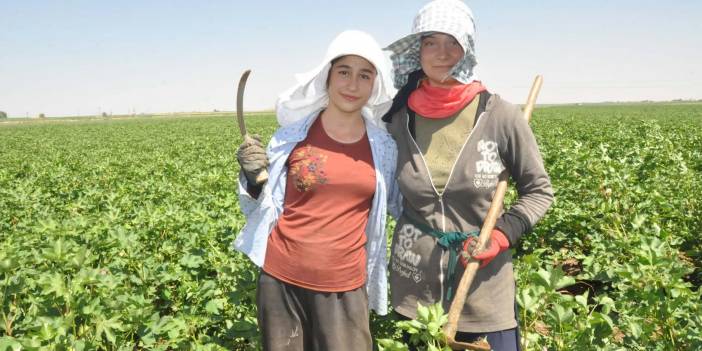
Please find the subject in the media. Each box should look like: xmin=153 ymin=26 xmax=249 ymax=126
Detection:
xmin=3 ymin=98 xmax=702 ymax=119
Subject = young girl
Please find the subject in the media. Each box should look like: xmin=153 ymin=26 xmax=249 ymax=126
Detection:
xmin=233 ymin=30 xmax=397 ymax=351
xmin=383 ymin=1 xmax=554 ymax=350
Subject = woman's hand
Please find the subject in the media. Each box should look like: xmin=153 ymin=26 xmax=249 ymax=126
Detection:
xmin=460 ymin=229 xmax=510 ymax=268
xmin=236 ymin=135 xmax=269 ymax=185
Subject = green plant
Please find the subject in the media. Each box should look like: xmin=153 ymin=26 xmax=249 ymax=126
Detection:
xmin=0 ymin=114 xmax=278 ymax=349
xmin=1 ymin=102 xmax=700 ymax=350
xmin=377 ymin=303 xmax=451 ymax=351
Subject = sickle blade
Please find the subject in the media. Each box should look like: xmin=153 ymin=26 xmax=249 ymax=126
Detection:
xmin=236 ymin=69 xmax=251 ymax=136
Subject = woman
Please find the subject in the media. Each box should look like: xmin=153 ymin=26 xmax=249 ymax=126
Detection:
xmin=232 ymin=30 xmax=398 ymax=351
xmin=382 ymin=1 xmax=554 ymax=350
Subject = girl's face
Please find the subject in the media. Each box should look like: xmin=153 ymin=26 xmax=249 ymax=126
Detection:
xmin=419 ymin=33 xmax=464 ymax=88
xmin=326 ymin=55 xmax=376 ymax=115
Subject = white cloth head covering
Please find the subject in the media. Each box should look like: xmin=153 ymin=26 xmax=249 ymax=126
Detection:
xmin=276 ymin=30 xmax=396 ymax=129
xmin=385 ymin=0 xmax=477 ymax=89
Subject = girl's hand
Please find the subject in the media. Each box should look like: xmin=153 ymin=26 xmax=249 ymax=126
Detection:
xmin=460 ymin=229 xmax=510 ymax=268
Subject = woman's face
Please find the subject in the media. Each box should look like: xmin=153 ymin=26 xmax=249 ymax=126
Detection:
xmin=326 ymin=55 xmax=376 ymax=115
xmin=419 ymin=33 xmax=464 ymax=88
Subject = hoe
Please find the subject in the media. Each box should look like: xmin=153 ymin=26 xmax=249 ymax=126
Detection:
xmin=444 ymin=75 xmax=543 ymax=351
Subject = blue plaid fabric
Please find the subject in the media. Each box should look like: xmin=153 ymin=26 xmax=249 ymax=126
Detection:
xmin=385 ymin=0 xmax=478 ymax=89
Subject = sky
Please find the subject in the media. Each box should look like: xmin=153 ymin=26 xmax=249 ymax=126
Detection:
xmin=1 ymin=1 xmax=701 ymax=118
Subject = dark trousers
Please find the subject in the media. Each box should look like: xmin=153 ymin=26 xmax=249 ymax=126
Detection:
xmin=257 ymin=271 xmax=372 ymax=351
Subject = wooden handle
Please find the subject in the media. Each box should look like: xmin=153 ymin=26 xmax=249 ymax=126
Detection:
xmin=241 ymin=134 xmax=269 ymax=186
xmin=523 ymin=75 xmax=543 ymax=123
xmin=254 ymin=169 xmax=269 ymax=184
xmin=444 ymin=172 xmax=508 ymax=350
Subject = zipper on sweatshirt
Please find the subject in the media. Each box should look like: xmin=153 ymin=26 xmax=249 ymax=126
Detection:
xmin=405 ymin=113 xmax=453 ymax=304
xmin=438 ymin=195 xmax=446 ymax=304
xmin=406 ymin=112 xmax=487 ymax=198
xmin=444 ymin=111 xmax=485 ymax=194
xmin=404 ymin=109 xmax=489 ymax=306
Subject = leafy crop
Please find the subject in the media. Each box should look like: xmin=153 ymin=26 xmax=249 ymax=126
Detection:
xmin=515 ymin=103 xmax=702 ymax=350
xmin=1 ymin=115 xmax=276 ymax=350
xmin=1 ymin=103 xmax=700 ymax=350
xmin=377 ymin=303 xmax=451 ymax=351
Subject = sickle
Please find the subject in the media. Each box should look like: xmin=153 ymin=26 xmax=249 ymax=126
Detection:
xmin=236 ymin=69 xmax=251 ymax=137
xmin=235 ymin=69 xmax=269 ymax=184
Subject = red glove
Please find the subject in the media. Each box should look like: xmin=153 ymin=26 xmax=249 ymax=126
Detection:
xmin=460 ymin=229 xmax=510 ymax=268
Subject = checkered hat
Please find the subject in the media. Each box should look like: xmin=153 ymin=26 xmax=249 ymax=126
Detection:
xmin=385 ymin=0 xmax=477 ymax=89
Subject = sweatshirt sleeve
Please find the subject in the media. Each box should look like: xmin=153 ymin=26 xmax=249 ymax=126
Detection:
xmin=494 ymin=104 xmax=554 ymax=245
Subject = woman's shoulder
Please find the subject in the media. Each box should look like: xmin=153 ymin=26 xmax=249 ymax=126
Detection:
xmin=486 ymin=94 xmax=522 ymax=121
xmin=270 ymin=112 xmax=319 ymax=145
xmin=381 ymin=106 xmax=407 ymax=138
xmin=484 ymin=94 xmax=536 ymax=143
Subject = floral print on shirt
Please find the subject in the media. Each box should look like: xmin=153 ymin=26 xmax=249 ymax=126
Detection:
xmin=289 ymin=145 xmax=328 ymax=192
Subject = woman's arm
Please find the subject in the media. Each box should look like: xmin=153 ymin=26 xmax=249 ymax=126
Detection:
xmin=495 ymin=106 xmax=554 ymax=245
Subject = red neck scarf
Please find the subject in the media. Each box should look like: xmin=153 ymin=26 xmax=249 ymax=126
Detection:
xmin=408 ymin=80 xmax=487 ymax=119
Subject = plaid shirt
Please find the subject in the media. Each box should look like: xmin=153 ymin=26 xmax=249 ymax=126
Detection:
xmin=385 ymin=0 xmax=478 ymax=89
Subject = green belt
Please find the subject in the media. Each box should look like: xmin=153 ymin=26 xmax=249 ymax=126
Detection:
xmin=406 ymin=216 xmax=478 ymax=301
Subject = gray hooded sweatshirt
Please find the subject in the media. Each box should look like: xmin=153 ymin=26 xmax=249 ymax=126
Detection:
xmin=387 ymin=93 xmax=554 ymax=332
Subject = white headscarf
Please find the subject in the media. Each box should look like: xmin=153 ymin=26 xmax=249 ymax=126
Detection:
xmin=385 ymin=0 xmax=477 ymax=89
xmin=276 ymin=30 xmax=396 ymax=130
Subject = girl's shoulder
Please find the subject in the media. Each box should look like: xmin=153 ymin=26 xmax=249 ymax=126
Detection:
xmin=485 ymin=94 xmax=522 ymax=121
xmin=269 ymin=113 xmax=319 ymax=147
